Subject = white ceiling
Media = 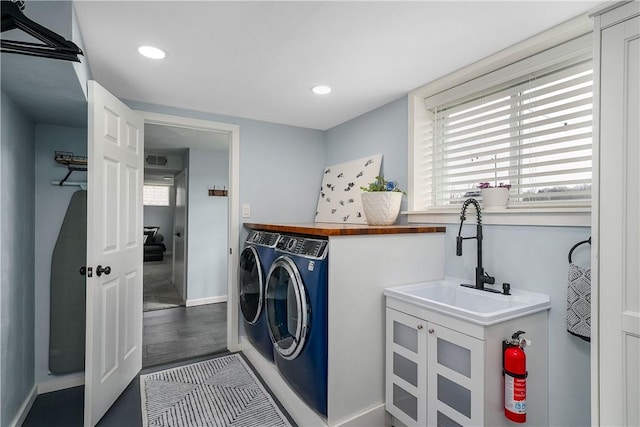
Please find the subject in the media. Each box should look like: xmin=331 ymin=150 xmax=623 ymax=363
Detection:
xmin=73 ymin=1 xmax=601 ymax=131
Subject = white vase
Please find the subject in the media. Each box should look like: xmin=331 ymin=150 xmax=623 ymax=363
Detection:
xmin=481 ymin=187 xmax=510 ymax=209
xmin=361 ymin=192 xmax=403 ymax=225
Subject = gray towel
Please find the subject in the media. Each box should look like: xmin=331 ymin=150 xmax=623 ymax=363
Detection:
xmin=567 ymin=263 xmax=591 ymax=342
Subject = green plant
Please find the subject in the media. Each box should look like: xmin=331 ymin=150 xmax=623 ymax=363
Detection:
xmin=478 ymin=182 xmax=511 ymax=190
xmin=360 ymin=176 xmax=406 ymax=194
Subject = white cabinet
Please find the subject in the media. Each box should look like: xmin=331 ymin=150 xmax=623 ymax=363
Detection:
xmin=593 ymin=2 xmax=640 ymax=425
xmin=426 ymin=322 xmax=484 ymax=427
xmin=386 ymin=308 xmax=484 ymax=426
xmin=386 ymin=308 xmax=428 ymax=426
xmin=386 ymin=297 xmax=549 ymax=427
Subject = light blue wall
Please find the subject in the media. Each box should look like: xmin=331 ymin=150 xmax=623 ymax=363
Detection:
xmin=324 ymin=97 xmax=592 ymax=427
xmin=33 ymin=124 xmax=86 ymax=385
xmin=125 ymin=101 xmax=326 ymax=234
xmin=187 ymin=147 xmax=229 ymax=300
xmin=325 ymin=97 xmax=409 ymax=218
xmin=1 ymin=92 xmax=36 ymax=426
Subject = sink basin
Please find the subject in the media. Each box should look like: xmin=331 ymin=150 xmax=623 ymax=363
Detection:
xmin=384 ymin=277 xmax=550 ymax=325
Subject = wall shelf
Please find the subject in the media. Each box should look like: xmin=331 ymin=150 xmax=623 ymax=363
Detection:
xmin=54 ymin=151 xmax=87 ymax=186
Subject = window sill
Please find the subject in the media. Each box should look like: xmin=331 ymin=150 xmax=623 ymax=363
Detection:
xmin=404 ymin=206 xmax=591 ymax=227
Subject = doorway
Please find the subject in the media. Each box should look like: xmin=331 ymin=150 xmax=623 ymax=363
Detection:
xmin=138 ymin=112 xmax=240 ymax=367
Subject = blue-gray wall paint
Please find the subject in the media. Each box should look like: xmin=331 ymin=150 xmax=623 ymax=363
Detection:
xmin=324 ymin=97 xmax=592 ymax=426
xmin=33 ymin=124 xmax=86 ymax=385
xmin=124 ymin=101 xmax=326 ymax=231
xmin=1 ymin=92 xmax=36 ymax=426
xmin=325 ymin=96 xmax=409 ymax=218
xmin=187 ymin=147 xmax=229 ymax=301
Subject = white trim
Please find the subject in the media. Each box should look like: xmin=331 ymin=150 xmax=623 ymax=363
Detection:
xmin=136 ymin=110 xmax=241 ymax=352
xmin=185 ymin=295 xmax=227 ymax=307
xmin=9 ymin=385 xmax=37 ymax=427
xmin=38 ymin=373 xmax=85 ymax=394
xmin=591 ymin=11 xmax=603 ymax=425
xmin=406 ymin=208 xmax=591 ymax=227
xmin=242 ymin=344 xmax=326 ymax=427
xmin=138 ymin=111 xmax=239 ymax=135
xmin=336 ymin=403 xmax=387 ymax=427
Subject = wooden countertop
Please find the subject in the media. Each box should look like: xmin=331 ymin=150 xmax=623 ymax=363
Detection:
xmin=243 ymin=222 xmax=446 ymax=237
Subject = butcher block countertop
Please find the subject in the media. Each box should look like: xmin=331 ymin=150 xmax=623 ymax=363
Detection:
xmin=243 ymin=222 xmax=446 ymax=237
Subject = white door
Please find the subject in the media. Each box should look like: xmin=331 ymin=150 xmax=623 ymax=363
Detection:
xmin=598 ymin=7 xmax=640 ymax=426
xmin=173 ymin=169 xmax=187 ymax=300
xmin=84 ymin=81 xmax=144 ymax=426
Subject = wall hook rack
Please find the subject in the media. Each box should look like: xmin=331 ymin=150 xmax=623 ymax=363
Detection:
xmin=54 ymin=151 xmax=87 ymax=186
xmin=208 ymin=186 xmax=228 ymax=197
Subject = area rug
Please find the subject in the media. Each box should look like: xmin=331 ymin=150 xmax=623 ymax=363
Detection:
xmin=140 ymin=353 xmax=293 ymax=427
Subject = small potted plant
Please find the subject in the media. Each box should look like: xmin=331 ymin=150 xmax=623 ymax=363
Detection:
xmin=478 ymin=182 xmax=511 ymax=209
xmin=360 ymin=176 xmax=405 ymax=225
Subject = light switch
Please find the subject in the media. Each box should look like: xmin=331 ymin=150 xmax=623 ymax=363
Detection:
xmin=242 ymin=204 xmax=251 ymax=218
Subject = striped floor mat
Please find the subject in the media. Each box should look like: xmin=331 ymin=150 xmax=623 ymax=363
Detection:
xmin=140 ymin=353 xmax=293 ymax=427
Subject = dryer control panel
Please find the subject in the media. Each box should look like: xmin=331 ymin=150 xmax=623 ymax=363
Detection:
xmin=276 ymin=235 xmax=328 ymax=259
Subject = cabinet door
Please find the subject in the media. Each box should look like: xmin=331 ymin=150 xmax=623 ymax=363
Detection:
xmin=427 ymin=322 xmax=484 ymax=426
xmin=385 ymin=308 xmax=427 ymax=426
xmin=599 ymin=6 xmax=640 ymax=426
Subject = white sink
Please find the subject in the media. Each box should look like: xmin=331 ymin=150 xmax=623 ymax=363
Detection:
xmin=384 ymin=277 xmax=551 ymax=325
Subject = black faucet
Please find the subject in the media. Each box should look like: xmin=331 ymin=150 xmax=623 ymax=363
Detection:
xmin=456 ymin=198 xmax=500 ymax=293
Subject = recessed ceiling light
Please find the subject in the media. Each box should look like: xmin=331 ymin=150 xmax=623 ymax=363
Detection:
xmin=311 ymin=85 xmax=332 ymax=95
xmin=138 ymin=45 xmax=166 ymax=60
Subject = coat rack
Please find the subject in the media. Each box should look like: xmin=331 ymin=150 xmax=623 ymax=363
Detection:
xmin=54 ymin=151 xmax=87 ymax=186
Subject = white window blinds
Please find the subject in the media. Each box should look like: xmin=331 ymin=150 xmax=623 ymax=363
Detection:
xmin=143 ymin=185 xmax=170 ymax=206
xmin=418 ymin=37 xmax=593 ymax=210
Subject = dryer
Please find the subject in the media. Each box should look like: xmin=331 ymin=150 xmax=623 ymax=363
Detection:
xmin=238 ymin=230 xmax=280 ymax=361
xmin=265 ymin=234 xmax=329 ymax=417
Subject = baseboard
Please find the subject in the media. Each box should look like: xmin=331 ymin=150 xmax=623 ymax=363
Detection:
xmin=9 ymin=384 xmax=37 ymax=427
xmin=186 ymin=295 xmax=227 ymax=307
xmin=335 ymin=403 xmax=388 ymax=427
xmin=242 ymin=345 xmax=325 ymax=427
xmin=37 ymin=373 xmax=84 ymax=394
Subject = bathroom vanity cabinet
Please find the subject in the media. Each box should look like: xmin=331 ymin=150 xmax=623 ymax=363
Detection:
xmin=385 ymin=294 xmax=549 ymax=427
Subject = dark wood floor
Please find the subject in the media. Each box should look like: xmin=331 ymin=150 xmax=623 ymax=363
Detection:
xmin=23 ymin=303 xmax=228 ymax=426
xmin=143 ymin=302 xmax=227 ymax=367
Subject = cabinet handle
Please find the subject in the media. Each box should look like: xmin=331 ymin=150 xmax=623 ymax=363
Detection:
xmin=417 ymin=324 xmax=423 ymax=330
xmin=428 ymin=328 xmax=435 ymax=334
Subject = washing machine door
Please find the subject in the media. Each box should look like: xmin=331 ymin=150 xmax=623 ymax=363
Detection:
xmin=265 ymin=256 xmax=309 ymax=360
xmin=238 ymin=246 xmax=264 ymax=324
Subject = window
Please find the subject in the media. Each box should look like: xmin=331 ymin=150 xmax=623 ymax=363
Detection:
xmin=430 ymin=60 xmax=592 ymax=207
xmin=409 ymin=31 xmax=593 ymax=225
xmin=143 ymin=185 xmax=170 ymax=206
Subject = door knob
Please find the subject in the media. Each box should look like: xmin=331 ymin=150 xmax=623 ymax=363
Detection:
xmin=96 ymin=265 xmax=111 ymax=277
xmin=79 ymin=266 xmax=86 ymax=276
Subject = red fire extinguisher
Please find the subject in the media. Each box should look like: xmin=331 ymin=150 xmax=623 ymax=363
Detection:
xmin=503 ymin=331 xmax=530 ymax=423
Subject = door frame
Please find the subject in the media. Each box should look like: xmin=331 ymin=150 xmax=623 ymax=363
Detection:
xmin=137 ymin=111 xmax=241 ymax=351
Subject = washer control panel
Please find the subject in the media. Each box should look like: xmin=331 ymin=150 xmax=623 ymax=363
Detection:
xmin=276 ymin=235 xmax=328 ymax=259
xmin=246 ymin=230 xmax=280 ymax=247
